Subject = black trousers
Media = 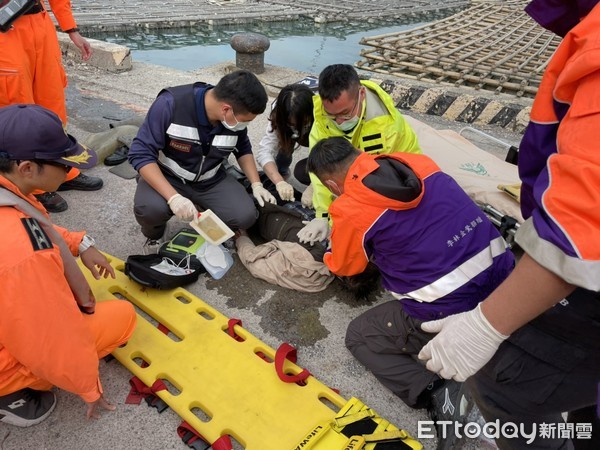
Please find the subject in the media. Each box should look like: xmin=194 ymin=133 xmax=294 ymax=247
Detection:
xmin=345 ymin=300 xmax=439 ymax=407
xmin=467 ymin=288 xmax=600 ymax=449
xmin=133 ymin=172 xmax=258 ymax=240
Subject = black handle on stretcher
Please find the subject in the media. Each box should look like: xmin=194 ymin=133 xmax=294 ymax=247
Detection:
xmin=481 ymin=204 xmax=520 ymax=248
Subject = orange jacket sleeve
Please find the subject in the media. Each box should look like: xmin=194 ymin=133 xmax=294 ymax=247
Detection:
xmin=45 ymin=0 xmax=77 ymax=32
xmin=324 ymin=201 xmax=370 ymax=276
xmin=55 ymin=224 xmax=85 ymax=255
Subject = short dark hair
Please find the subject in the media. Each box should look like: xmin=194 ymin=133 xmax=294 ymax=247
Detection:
xmin=271 ymin=84 xmax=314 ymax=155
xmin=307 ymin=137 xmax=360 ymax=180
xmin=318 ymin=64 xmax=361 ymax=102
xmin=0 ymin=154 xmax=13 ymax=173
xmin=212 ymin=70 xmax=268 ymax=115
xmin=0 ymin=156 xmax=45 ymax=174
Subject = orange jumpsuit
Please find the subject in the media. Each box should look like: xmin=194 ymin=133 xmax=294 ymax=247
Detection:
xmin=0 ymin=0 xmax=80 ymax=182
xmin=0 ymin=176 xmax=136 ymax=402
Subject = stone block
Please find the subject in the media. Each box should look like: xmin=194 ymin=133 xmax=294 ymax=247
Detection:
xmin=57 ymin=33 xmax=132 ymax=72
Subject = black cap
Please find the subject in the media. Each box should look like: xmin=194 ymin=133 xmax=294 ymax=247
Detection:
xmin=0 ymin=104 xmax=97 ymax=169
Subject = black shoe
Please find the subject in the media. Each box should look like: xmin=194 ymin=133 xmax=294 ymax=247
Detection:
xmin=57 ymin=173 xmax=103 ymax=191
xmin=0 ymin=388 xmax=56 ymax=427
xmin=104 ymin=145 xmax=129 ymax=166
xmin=427 ymin=380 xmax=473 ymax=450
xmin=34 ymin=192 xmax=68 ymax=213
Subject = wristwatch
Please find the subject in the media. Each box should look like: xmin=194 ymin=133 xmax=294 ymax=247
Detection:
xmin=79 ymin=234 xmax=96 ymax=254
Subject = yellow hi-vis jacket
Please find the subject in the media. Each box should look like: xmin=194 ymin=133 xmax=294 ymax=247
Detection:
xmin=308 ymin=80 xmax=421 ymax=218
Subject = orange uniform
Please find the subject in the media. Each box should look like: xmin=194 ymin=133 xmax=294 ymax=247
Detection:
xmin=0 ymin=0 xmax=80 ymax=183
xmin=0 ymin=176 xmax=136 ymax=402
xmin=516 ymin=3 xmax=600 ymax=290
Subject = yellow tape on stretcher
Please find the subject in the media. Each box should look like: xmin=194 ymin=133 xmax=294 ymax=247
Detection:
xmin=81 ymin=255 xmax=421 ymax=450
xmin=293 ymin=397 xmax=422 ymax=450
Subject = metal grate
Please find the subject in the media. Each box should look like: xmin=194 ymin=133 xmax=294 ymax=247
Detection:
xmin=356 ymin=0 xmax=561 ymax=98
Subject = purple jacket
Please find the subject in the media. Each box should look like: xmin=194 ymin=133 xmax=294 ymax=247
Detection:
xmin=325 ymin=153 xmax=515 ymax=321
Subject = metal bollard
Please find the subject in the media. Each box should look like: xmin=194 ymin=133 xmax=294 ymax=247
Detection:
xmin=230 ymin=32 xmax=270 ymax=74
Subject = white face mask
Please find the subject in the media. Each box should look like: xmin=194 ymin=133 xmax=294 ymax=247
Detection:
xmin=151 ymin=258 xmax=193 ymax=276
xmin=334 ymin=115 xmax=360 ymax=132
xmin=222 ymin=108 xmax=249 ymax=132
xmin=197 ymin=243 xmax=227 ymax=268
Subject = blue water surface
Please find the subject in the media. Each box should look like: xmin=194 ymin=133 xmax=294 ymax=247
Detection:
xmin=92 ymin=17 xmax=442 ymax=74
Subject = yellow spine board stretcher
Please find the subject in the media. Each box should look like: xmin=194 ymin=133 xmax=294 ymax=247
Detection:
xmin=81 ymin=255 xmax=422 ymax=450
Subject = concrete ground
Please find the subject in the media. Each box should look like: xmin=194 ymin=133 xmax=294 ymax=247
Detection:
xmin=0 ymin=53 xmax=524 ymax=450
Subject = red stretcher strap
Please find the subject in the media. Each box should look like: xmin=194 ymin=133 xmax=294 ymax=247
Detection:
xmin=274 ymin=343 xmax=311 ymax=384
xmin=126 ymin=376 xmax=167 ymax=404
xmin=177 ymin=421 xmax=233 ymax=450
xmin=227 ymin=318 xmax=244 ymax=342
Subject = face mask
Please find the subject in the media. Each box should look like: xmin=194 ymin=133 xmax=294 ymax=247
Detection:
xmin=197 ymin=243 xmax=227 ymax=268
xmin=332 ymin=91 xmax=365 ymax=133
xmin=334 ymin=115 xmax=360 ymax=132
xmin=326 ymin=179 xmax=342 ymax=197
xmin=290 ymin=123 xmax=311 ymax=146
xmin=151 ymin=258 xmax=193 ymax=276
xmin=222 ymin=109 xmax=249 ymax=132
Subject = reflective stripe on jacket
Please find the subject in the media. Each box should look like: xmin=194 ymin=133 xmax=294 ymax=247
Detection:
xmin=308 ymin=80 xmax=421 ymax=218
xmin=516 ymin=4 xmax=600 ymax=290
xmin=325 ymin=153 xmax=514 ymax=320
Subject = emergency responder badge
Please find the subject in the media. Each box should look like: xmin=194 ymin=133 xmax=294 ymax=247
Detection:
xmin=169 ymin=140 xmax=192 ymax=153
xmin=21 ymin=218 xmax=53 ymax=251
xmin=62 ymin=146 xmax=94 ymax=165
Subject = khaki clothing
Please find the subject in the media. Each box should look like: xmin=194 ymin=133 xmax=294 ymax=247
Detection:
xmin=236 ymin=236 xmax=333 ymax=293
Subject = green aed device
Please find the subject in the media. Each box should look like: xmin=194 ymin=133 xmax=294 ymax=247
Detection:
xmin=159 ymin=228 xmax=205 ymax=271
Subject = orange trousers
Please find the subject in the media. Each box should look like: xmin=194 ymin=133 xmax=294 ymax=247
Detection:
xmin=0 ymin=300 xmax=136 ymax=395
xmin=0 ymin=11 xmax=80 ymax=185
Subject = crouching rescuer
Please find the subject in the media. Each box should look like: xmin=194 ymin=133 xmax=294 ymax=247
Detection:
xmin=307 ymin=137 xmax=514 ymax=449
xmin=0 ymin=104 xmax=136 ymax=426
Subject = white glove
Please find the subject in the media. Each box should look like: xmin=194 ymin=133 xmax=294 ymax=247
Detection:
xmin=297 ymin=218 xmax=330 ymax=245
xmin=275 ymin=180 xmax=294 ymax=202
xmin=301 ymin=184 xmax=314 ymax=209
xmin=418 ymin=303 xmax=509 ymax=382
xmin=251 ymin=182 xmax=277 ymax=207
xmin=167 ymin=193 xmax=198 ymax=221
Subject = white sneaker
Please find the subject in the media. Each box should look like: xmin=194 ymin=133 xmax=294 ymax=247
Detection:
xmin=143 ymin=238 xmax=164 ymax=255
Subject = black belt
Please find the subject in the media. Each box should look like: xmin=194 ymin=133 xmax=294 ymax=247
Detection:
xmin=23 ymin=2 xmax=44 ymax=15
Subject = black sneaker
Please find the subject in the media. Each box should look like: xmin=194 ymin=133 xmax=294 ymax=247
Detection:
xmin=34 ymin=192 xmax=68 ymax=213
xmin=104 ymin=145 xmax=129 ymax=166
xmin=58 ymin=173 xmax=103 ymax=191
xmin=427 ymin=380 xmax=473 ymax=450
xmin=0 ymin=388 xmax=56 ymax=427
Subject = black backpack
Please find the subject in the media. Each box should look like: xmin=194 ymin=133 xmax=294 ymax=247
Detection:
xmin=124 ymin=254 xmax=201 ymax=290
